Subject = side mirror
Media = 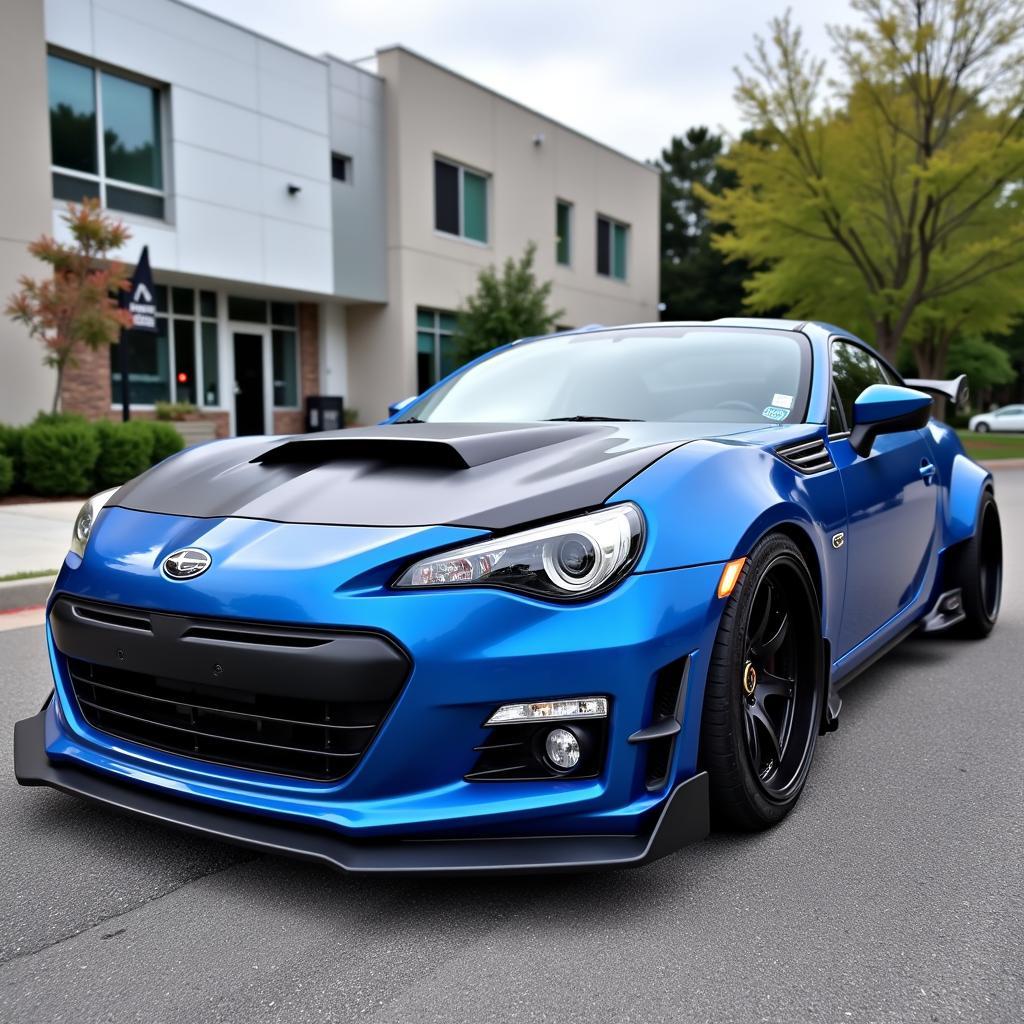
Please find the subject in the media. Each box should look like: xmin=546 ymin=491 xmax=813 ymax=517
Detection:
xmin=849 ymin=384 xmax=932 ymax=457
xmin=388 ymin=396 xmax=418 ymax=419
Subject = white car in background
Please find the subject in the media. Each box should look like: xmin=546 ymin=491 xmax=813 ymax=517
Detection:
xmin=968 ymin=404 xmax=1024 ymax=432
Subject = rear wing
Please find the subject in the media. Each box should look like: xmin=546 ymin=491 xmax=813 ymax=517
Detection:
xmin=904 ymin=374 xmax=969 ymax=408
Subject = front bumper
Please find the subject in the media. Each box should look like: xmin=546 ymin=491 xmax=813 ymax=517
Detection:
xmin=15 ymin=708 xmax=709 ymax=874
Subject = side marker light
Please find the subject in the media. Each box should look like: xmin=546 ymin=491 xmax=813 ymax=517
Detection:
xmin=717 ymin=557 xmax=747 ymax=599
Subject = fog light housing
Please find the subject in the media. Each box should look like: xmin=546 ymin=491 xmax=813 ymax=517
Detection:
xmin=544 ymin=727 xmax=581 ymax=771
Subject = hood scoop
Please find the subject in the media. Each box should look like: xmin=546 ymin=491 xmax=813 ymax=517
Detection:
xmin=254 ymin=423 xmax=606 ymax=470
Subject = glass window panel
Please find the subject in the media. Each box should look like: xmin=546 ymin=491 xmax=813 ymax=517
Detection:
xmin=110 ymin=318 xmax=170 ymax=405
xmin=462 ymin=170 xmax=487 ymax=242
xmin=434 ymin=159 xmax=459 ymax=234
xmin=439 ymin=334 xmax=459 ymax=380
xmin=171 ymin=287 xmax=194 ymax=316
xmin=331 ymin=153 xmax=350 ymax=181
xmin=272 ymin=329 xmax=298 ymax=407
xmin=613 ymin=223 xmax=628 ymax=280
xmin=199 ymin=290 xmax=217 ymax=318
xmin=101 ymin=72 xmax=162 ymax=188
xmin=48 ymin=56 xmax=97 ymax=174
xmin=556 ymin=201 xmax=572 ymax=265
xmin=270 ymin=302 xmax=296 ymax=327
xmin=201 ymin=321 xmax=219 ymax=406
xmin=596 ymin=217 xmax=611 ymax=275
xmin=52 ymin=172 xmax=100 ymax=203
xmin=417 ymin=350 xmax=434 ymax=395
xmin=228 ymin=296 xmax=267 ymax=322
xmin=173 ymin=319 xmax=197 ymax=405
xmin=439 ymin=312 xmax=458 ymax=334
xmin=106 ymin=185 xmax=164 ymax=219
xmin=416 ymin=310 xmax=435 ymax=330
xmin=155 ymin=284 xmax=168 ymax=313
xmin=831 ymin=341 xmax=890 ymax=426
xmin=417 ymin=330 xmax=435 ymax=355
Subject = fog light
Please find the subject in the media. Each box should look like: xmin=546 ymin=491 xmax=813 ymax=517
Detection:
xmin=545 ymin=727 xmax=581 ymax=771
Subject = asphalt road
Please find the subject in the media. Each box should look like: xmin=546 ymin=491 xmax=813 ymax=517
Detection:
xmin=1 ymin=473 xmax=1022 ymax=1024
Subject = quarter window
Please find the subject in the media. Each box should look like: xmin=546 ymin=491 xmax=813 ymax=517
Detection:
xmin=830 ymin=341 xmax=891 ymax=428
xmin=48 ymin=54 xmax=164 ymax=219
xmin=434 ymin=158 xmax=488 ymax=243
xmin=596 ymin=215 xmax=628 ymax=280
xmin=111 ymin=287 xmax=219 ymax=406
xmin=416 ymin=308 xmax=459 ymax=394
xmin=556 ymin=200 xmax=573 ymax=266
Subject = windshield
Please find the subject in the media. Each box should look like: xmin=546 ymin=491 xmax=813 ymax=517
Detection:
xmin=402 ymin=327 xmax=811 ymax=425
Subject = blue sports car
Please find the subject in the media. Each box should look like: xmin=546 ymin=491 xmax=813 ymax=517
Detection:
xmin=15 ymin=318 xmax=1003 ymax=873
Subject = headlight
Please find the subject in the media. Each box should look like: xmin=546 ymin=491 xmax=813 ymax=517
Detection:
xmin=70 ymin=488 xmax=119 ymax=558
xmin=394 ymin=503 xmax=645 ymax=600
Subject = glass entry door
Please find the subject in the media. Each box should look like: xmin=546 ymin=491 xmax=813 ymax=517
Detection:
xmin=233 ymin=332 xmax=266 ymax=435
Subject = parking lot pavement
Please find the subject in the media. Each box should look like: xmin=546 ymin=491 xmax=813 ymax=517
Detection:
xmin=0 ymin=471 xmax=1021 ymax=1024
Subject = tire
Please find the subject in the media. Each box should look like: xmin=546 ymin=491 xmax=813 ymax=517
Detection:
xmin=699 ymin=533 xmax=824 ymax=831
xmin=954 ymin=488 xmax=1003 ymax=639
xmin=974 ymin=422 xmax=990 ymax=433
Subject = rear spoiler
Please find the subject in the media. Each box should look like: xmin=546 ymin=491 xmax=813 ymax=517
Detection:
xmin=904 ymin=374 xmax=969 ymax=408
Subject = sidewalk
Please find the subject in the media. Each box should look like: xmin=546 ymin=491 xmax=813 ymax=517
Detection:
xmin=0 ymin=500 xmax=80 ymax=578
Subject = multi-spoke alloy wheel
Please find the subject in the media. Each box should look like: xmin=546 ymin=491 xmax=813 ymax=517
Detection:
xmin=700 ymin=533 xmax=824 ymax=830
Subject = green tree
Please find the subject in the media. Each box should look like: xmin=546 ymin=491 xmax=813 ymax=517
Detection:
xmin=657 ymin=127 xmax=752 ymax=321
xmin=5 ymin=199 xmax=133 ymax=414
xmin=701 ymin=1 xmax=1024 ymax=374
xmin=456 ymin=243 xmax=564 ymax=363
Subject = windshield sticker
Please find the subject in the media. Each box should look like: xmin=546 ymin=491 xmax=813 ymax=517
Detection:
xmin=771 ymin=393 xmax=794 ymax=409
xmin=762 ymin=405 xmax=790 ymax=422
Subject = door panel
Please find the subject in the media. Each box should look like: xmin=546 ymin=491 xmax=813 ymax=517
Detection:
xmin=831 ymin=429 xmax=938 ymax=656
xmin=233 ymin=332 xmax=265 ymax=436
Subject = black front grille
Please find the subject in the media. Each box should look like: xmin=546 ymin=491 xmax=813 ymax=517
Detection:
xmin=52 ymin=598 xmax=411 ymax=782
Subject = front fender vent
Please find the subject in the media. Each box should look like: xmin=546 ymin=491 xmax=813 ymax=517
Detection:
xmin=774 ymin=437 xmax=834 ymax=475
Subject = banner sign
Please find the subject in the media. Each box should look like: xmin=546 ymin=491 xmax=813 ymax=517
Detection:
xmin=122 ymin=246 xmax=157 ymax=333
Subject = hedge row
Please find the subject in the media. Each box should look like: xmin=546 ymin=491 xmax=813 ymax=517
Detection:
xmin=0 ymin=414 xmax=185 ymax=497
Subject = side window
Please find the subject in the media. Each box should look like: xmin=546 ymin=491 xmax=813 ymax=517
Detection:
xmin=831 ymin=341 xmax=889 ymax=427
xmin=828 ymin=388 xmax=846 ymax=434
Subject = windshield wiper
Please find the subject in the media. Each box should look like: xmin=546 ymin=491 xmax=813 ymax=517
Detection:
xmin=545 ymin=415 xmax=644 ymax=422
xmin=397 ymin=416 xmax=425 ymax=423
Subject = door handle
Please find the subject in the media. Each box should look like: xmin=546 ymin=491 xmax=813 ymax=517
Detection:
xmin=919 ymin=460 xmax=936 ymax=484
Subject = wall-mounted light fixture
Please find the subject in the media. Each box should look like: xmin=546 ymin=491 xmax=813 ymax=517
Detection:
xmin=532 ymin=132 xmax=545 ymax=147
xmin=287 ymin=183 xmax=302 ymax=196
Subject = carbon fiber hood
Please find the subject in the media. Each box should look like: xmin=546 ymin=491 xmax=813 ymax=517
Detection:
xmin=112 ymin=421 xmax=766 ymax=530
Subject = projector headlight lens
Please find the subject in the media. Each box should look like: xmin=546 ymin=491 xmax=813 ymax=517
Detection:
xmin=70 ymin=488 xmax=119 ymax=558
xmin=395 ymin=503 xmax=644 ymax=600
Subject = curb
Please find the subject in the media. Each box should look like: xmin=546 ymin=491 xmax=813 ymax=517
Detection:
xmin=0 ymin=576 xmax=55 ymax=612
xmin=982 ymin=459 xmax=1024 ymax=471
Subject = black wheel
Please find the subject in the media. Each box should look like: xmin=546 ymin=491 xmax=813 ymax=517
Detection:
xmin=955 ymin=488 xmax=1002 ymax=638
xmin=974 ymin=422 xmax=990 ymax=433
xmin=700 ymin=534 xmax=824 ymax=830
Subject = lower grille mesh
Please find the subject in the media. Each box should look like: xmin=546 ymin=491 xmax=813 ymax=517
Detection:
xmin=68 ymin=658 xmax=389 ymax=782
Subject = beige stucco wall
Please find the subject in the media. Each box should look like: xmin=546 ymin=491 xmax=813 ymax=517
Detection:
xmin=0 ymin=0 xmax=55 ymax=425
xmin=348 ymin=47 xmax=661 ymax=422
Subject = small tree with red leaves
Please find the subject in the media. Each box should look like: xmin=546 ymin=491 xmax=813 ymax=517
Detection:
xmin=5 ymin=199 xmax=134 ymax=415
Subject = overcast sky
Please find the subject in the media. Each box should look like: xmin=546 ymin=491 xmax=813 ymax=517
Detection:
xmin=190 ymin=0 xmax=859 ymax=162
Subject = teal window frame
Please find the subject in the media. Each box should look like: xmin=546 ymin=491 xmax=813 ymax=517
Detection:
xmin=434 ymin=157 xmax=489 ymax=244
xmin=597 ymin=215 xmax=629 ymax=281
xmin=47 ymin=52 xmax=166 ymax=220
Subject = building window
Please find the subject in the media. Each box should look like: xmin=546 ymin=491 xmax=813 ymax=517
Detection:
xmin=111 ymin=286 xmax=219 ymax=406
xmin=48 ymin=54 xmax=165 ymax=219
xmin=596 ymin=215 xmax=628 ymax=280
xmin=416 ymin=308 xmax=458 ymax=394
xmin=434 ymin=158 xmax=488 ymax=243
xmin=331 ymin=152 xmax=352 ymax=182
xmin=556 ymin=200 xmax=573 ymax=266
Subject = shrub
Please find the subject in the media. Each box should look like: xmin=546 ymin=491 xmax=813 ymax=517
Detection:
xmin=32 ymin=411 xmax=89 ymax=428
xmin=0 ymin=454 xmax=13 ymax=496
xmin=141 ymin=421 xmax=186 ymax=463
xmin=154 ymin=401 xmax=198 ymax=421
xmin=21 ymin=422 xmax=100 ymax=496
xmin=94 ymin=420 xmax=155 ymax=489
xmin=0 ymin=424 xmax=25 ymax=490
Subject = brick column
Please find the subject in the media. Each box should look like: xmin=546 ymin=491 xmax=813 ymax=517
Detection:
xmin=62 ymin=342 xmax=114 ymax=420
xmin=272 ymin=302 xmax=320 ymax=435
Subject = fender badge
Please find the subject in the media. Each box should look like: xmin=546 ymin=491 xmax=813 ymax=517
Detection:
xmin=832 ymin=533 xmax=845 ymax=549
